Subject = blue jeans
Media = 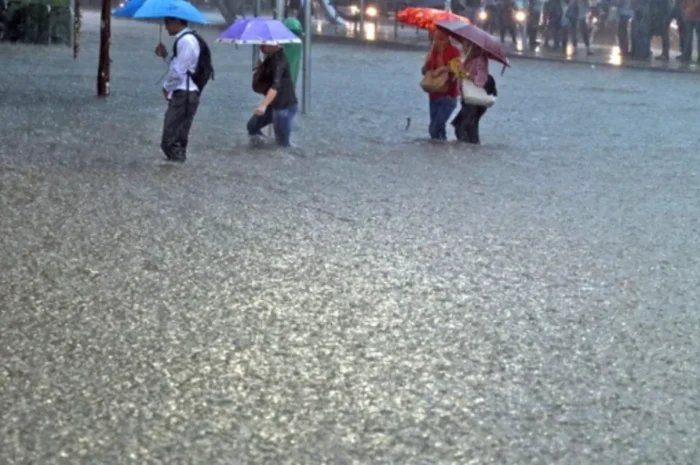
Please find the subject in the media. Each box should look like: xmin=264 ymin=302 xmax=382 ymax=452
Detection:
xmin=428 ymin=97 xmax=457 ymax=140
xmin=247 ymin=105 xmax=298 ymax=147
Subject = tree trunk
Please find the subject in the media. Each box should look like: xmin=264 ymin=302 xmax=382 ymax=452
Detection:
xmin=97 ymin=0 xmax=110 ymax=97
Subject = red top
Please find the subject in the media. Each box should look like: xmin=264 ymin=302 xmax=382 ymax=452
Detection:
xmin=425 ymin=44 xmax=460 ymax=99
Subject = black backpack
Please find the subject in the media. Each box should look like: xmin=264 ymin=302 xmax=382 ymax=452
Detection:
xmin=173 ymin=30 xmax=214 ymax=92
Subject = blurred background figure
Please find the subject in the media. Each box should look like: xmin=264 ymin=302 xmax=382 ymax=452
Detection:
xmin=649 ymin=0 xmax=672 ymax=60
xmin=616 ymin=0 xmax=634 ymax=56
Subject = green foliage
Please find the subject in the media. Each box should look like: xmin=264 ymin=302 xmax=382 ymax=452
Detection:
xmin=5 ymin=0 xmax=73 ymax=45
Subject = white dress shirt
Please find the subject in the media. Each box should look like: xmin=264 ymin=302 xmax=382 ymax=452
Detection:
xmin=162 ymin=29 xmax=200 ymax=99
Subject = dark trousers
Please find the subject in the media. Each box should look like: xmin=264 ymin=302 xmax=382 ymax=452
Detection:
xmin=527 ymin=10 xmax=541 ymax=49
xmin=681 ymin=21 xmax=700 ymax=60
xmin=500 ymin=19 xmax=517 ymax=44
xmin=618 ymin=15 xmax=631 ymax=55
xmin=161 ymin=90 xmax=200 ymax=162
xmin=651 ymin=20 xmax=671 ymax=57
xmin=571 ymin=18 xmax=590 ymax=49
xmin=544 ymin=17 xmax=561 ymax=48
xmin=451 ymin=75 xmax=497 ymax=145
xmin=485 ymin=5 xmax=498 ymax=33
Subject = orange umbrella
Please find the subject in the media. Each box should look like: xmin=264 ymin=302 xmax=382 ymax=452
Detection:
xmin=396 ymin=7 xmax=471 ymax=32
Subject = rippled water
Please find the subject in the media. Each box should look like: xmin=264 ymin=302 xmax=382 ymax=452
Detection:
xmin=1 ymin=12 xmax=700 ymax=465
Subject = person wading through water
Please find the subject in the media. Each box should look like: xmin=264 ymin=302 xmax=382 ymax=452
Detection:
xmin=154 ymin=17 xmax=214 ymax=163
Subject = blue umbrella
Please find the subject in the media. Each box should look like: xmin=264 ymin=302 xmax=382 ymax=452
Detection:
xmin=112 ymin=0 xmax=146 ymax=18
xmin=132 ymin=0 xmax=210 ymax=24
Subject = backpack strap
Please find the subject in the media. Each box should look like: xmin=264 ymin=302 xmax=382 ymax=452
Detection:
xmin=172 ymin=30 xmax=195 ymax=58
xmin=171 ymin=30 xmax=197 ymax=117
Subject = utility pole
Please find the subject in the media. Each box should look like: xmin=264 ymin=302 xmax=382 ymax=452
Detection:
xmin=275 ymin=0 xmax=285 ymax=19
xmin=359 ymin=0 xmax=365 ymax=37
xmin=252 ymin=0 xmax=261 ymax=70
xmin=301 ymin=0 xmax=311 ymax=113
xmin=97 ymin=0 xmax=111 ymax=97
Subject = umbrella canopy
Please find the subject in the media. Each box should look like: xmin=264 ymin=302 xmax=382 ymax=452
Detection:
xmin=216 ymin=17 xmax=301 ymax=45
xmin=436 ymin=20 xmax=510 ymax=68
xmin=132 ymin=0 xmax=210 ymax=24
xmin=112 ymin=0 xmax=146 ymax=18
xmin=396 ymin=7 xmax=470 ymax=31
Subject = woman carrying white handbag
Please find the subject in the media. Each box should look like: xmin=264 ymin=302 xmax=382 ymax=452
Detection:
xmin=450 ymin=41 xmax=498 ymax=145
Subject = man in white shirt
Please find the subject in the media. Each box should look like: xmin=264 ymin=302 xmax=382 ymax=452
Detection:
xmin=154 ymin=17 xmax=201 ymax=163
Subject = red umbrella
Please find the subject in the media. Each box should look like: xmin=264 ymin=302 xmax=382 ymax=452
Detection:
xmin=396 ymin=7 xmax=471 ymax=32
xmin=436 ymin=20 xmax=510 ymax=69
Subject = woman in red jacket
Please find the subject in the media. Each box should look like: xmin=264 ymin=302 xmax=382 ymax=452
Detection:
xmin=421 ymin=29 xmax=461 ymax=141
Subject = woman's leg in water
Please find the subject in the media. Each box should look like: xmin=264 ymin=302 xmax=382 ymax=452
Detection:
xmin=429 ymin=97 xmax=457 ymax=140
xmin=454 ymin=103 xmax=487 ymax=144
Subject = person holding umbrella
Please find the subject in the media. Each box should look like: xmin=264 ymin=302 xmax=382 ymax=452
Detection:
xmin=128 ymin=0 xmax=214 ymax=163
xmin=247 ymin=42 xmax=298 ymax=147
xmin=216 ymin=17 xmax=301 ymax=147
xmin=436 ymin=20 xmax=510 ymax=145
xmin=421 ymin=29 xmax=461 ymax=141
xmin=395 ymin=7 xmax=472 ymax=140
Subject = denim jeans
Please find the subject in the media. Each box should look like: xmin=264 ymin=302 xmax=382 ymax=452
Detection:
xmin=247 ymin=104 xmax=298 ymax=147
xmin=428 ymin=97 xmax=457 ymax=140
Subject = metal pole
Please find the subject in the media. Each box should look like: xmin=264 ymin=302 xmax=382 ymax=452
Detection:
xmin=359 ymin=0 xmax=365 ymax=37
xmin=275 ymin=0 xmax=285 ymax=19
xmin=97 ymin=0 xmax=110 ymax=97
xmin=301 ymin=0 xmax=311 ymax=114
xmin=253 ymin=0 xmax=261 ymax=70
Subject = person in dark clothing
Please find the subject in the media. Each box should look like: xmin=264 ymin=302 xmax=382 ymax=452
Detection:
xmin=649 ymin=0 xmax=672 ymax=59
xmin=452 ymin=76 xmax=497 ymax=144
xmin=500 ymin=0 xmax=518 ymax=43
xmin=544 ymin=0 xmax=563 ymax=48
xmin=617 ymin=0 xmax=634 ymax=56
xmin=451 ymin=44 xmax=497 ymax=145
xmin=248 ymin=45 xmax=299 ymax=147
xmin=671 ymin=0 xmax=686 ymax=59
xmin=527 ymin=0 xmax=543 ymax=50
xmin=568 ymin=0 xmax=593 ymax=55
xmin=629 ymin=0 xmax=651 ymax=59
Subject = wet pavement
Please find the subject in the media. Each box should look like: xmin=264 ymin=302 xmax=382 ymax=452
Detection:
xmin=315 ymin=23 xmax=700 ymax=73
xmin=2 ymin=12 xmax=700 ymax=465
xmin=195 ymin=8 xmax=700 ymax=73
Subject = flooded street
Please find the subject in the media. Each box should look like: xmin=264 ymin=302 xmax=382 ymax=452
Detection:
xmin=1 ymin=13 xmax=699 ymax=464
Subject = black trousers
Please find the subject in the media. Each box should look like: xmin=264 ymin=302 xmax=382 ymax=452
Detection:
xmin=451 ymin=75 xmax=498 ymax=145
xmin=161 ymin=90 xmax=200 ymax=162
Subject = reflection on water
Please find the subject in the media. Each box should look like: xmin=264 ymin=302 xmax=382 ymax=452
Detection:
xmin=342 ymin=22 xmax=377 ymax=41
xmin=364 ymin=23 xmax=376 ymax=41
xmin=609 ymin=46 xmax=622 ymax=66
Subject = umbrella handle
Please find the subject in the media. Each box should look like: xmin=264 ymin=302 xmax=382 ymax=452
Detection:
xmin=159 ymin=24 xmax=163 ymax=43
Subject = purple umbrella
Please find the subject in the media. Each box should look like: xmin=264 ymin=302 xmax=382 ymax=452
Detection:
xmin=216 ymin=17 xmax=302 ymax=45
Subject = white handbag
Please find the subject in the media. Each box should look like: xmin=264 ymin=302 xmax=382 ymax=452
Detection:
xmin=461 ymin=79 xmax=497 ymax=108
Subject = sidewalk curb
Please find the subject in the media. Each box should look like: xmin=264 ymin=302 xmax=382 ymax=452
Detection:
xmin=312 ymin=33 xmax=699 ymax=75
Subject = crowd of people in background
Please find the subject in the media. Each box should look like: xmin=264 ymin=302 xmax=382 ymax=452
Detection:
xmin=452 ymin=0 xmax=699 ymax=61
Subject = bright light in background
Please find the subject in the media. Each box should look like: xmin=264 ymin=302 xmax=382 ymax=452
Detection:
xmin=478 ymin=10 xmax=488 ymax=21
xmin=364 ymin=22 xmax=376 ymax=41
xmin=349 ymin=5 xmax=359 ymax=15
xmin=609 ymin=45 xmax=622 ymax=66
xmin=514 ymin=11 xmax=526 ymax=23
xmin=366 ymin=6 xmax=378 ymax=17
